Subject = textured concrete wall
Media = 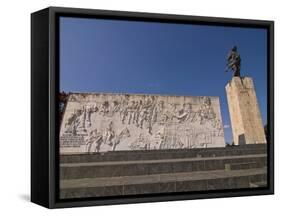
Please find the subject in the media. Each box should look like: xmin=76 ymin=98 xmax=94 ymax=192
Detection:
xmin=60 ymin=93 xmax=225 ymax=153
xmin=225 ymin=77 xmax=266 ymax=145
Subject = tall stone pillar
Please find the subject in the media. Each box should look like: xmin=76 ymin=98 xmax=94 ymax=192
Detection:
xmin=225 ymin=76 xmax=266 ymax=145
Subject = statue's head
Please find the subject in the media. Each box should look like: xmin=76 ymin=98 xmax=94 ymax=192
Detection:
xmin=232 ymin=46 xmax=237 ymax=52
xmin=183 ymin=103 xmax=192 ymax=111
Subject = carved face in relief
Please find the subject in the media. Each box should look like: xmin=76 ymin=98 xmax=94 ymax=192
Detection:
xmin=129 ymin=100 xmax=135 ymax=107
xmin=202 ymin=97 xmax=211 ymax=106
xmin=102 ymin=101 xmax=109 ymax=108
xmin=89 ymin=129 xmax=98 ymax=136
xmin=157 ymin=100 xmax=164 ymax=109
xmin=183 ymin=103 xmax=192 ymax=112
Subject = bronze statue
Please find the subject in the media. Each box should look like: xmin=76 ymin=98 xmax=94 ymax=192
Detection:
xmin=225 ymin=46 xmax=241 ymax=77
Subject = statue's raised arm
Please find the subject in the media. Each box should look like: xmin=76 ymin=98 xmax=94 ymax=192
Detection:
xmin=225 ymin=46 xmax=241 ymax=77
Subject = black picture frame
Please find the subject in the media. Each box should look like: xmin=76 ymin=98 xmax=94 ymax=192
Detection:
xmin=31 ymin=6 xmax=274 ymax=208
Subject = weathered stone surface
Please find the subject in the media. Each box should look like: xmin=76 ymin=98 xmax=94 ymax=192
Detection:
xmin=60 ymin=144 xmax=267 ymax=163
xmin=60 ymin=93 xmax=225 ymax=153
xmin=60 ymin=154 xmax=267 ymax=179
xmin=225 ymin=77 xmax=267 ymax=145
xmin=59 ymin=145 xmax=267 ymax=199
xmin=60 ymin=168 xmax=267 ymax=199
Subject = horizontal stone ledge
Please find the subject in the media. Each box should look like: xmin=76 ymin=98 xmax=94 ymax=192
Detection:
xmin=225 ymin=162 xmax=259 ymax=171
xmin=61 ymin=144 xmax=267 ymax=155
xmin=60 ymin=144 xmax=267 ymax=163
xmin=60 ymin=168 xmax=267 ymax=199
xmin=60 ymin=154 xmax=267 ymax=179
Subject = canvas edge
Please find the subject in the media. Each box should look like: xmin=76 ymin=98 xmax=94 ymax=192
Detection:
xmin=31 ymin=6 xmax=274 ymax=209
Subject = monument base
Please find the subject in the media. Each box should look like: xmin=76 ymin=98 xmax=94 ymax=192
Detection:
xmin=225 ymin=76 xmax=266 ymax=145
xmin=60 ymin=144 xmax=267 ymax=199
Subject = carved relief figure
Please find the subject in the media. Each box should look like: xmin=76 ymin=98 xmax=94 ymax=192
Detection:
xmin=198 ymin=97 xmax=216 ymax=124
xmin=64 ymin=105 xmax=97 ymax=135
xmin=111 ymin=127 xmax=131 ymax=151
xmin=152 ymin=100 xmax=164 ymax=123
xmin=127 ymin=100 xmax=135 ymax=125
xmin=75 ymin=109 xmax=86 ymax=133
xmin=196 ymin=132 xmax=212 ymax=148
xmin=64 ymin=108 xmax=86 ymax=135
xmin=146 ymin=96 xmax=156 ymax=134
xmin=151 ymin=127 xmax=165 ymax=149
xmin=184 ymin=128 xmax=195 ymax=148
xmin=111 ymin=100 xmax=121 ymax=113
xmin=120 ymin=96 xmax=129 ymax=124
xmin=130 ymin=133 xmax=150 ymax=150
xmin=100 ymin=101 xmax=110 ymax=116
xmin=64 ymin=111 xmax=79 ymax=135
xmin=172 ymin=103 xmax=192 ymax=123
xmin=85 ymin=129 xmax=103 ymax=153
xmin=135 ymin=100 xmax=143 ymax=127
xmin=103 ymin=121 xmax=115 ymax=147
xmin=85 ymin=105 xmax=96 ymax=127
xmin=132 ymin=100 xmax=139 ymax=124
xmin=211 ymin=119 xmax=224 ymax=136
xmin=138 ymin=101 xmax=147 ymax=129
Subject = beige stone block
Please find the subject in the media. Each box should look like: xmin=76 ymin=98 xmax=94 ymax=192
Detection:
xmin=225 ymin=77 xmax=266 ymax=145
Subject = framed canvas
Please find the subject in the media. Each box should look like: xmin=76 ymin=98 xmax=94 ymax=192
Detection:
xmin=31 ymin=6 xmax=274 ymax=208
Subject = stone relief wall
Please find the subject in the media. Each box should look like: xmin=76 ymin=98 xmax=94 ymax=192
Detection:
xmin=60 ymin=93 xmax=225 ymax=153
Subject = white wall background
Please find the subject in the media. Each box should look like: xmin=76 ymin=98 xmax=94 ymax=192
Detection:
xmin=0 ymin=0 xmax=279 ymax=214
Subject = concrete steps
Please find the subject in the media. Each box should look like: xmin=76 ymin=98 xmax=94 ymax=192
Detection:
xmin=60 ymin=154 xmax=266 ymax=179
xmin=250 ymin=181 xmax=267 ymax=188
xmin=59 ymin=145 xmax=268 ymax=199
xmin=60 ymin=168 xmax=267 ymax=199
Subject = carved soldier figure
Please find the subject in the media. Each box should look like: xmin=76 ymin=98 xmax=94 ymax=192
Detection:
xmin=112 ymin=100 xmax=120 ymax=113
xmin=225 ymin=46 xmax=241 ymax=77
xmin=138 ymin=97 xmax=152 ymax=129
xmin=152 ymin=100 xmax=164 ymax=123
xmin=198 ymin=97 xmax=216 ymax=124
xmin=100 ymin=101 xmax=110 ymax=116
xmin=154 ymin=129 xmax=165 ymax=150
xmin=132 ymin=100 xmax=139 ymax=125
xmin=103 ymin=121 xmax=115 ymax=147
xmin=120 ymin=96 xmax=129 ymax=124
xmin=134 ymin=100 xmax=142 ymax=127
xmin=145 ymin=96 xmax=156 ymax=134
xmin=76 ymin=107 xmax=87 ymax=134
xmin=85 ymin=105 xmax=95 ymax=128
xmin=172 ymin=103 xmax=192 ymax=123
xmin=138 ymin=108 xmax=146 ymax=129
xmin=85 ymin=129 xmax=103 ymax=153
xmin=111 ymin=127 xmax=130 ymax=151
xmin=127 ymin=100 xmax=135 ymax=125
xmin=64 ymin=110 xmax=79 ymax=135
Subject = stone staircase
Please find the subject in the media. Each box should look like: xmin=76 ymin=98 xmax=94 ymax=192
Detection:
xmin=60 ymin=144 xmax=267 ymax=199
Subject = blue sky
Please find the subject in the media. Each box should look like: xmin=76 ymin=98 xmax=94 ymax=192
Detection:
xmin=60 ymin=17 xmax=267 ymax=144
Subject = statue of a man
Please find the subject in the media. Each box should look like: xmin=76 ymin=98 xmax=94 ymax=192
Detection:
xmin=225 ymin=46 xmax=241 ymax=77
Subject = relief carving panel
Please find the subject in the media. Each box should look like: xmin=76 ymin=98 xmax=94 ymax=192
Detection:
xmin=60 ymin=93 xmax=225 ymax=153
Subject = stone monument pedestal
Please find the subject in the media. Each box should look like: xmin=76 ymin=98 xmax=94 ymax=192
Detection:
xmin=225 ymin=76 xmax=266 ymax=145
